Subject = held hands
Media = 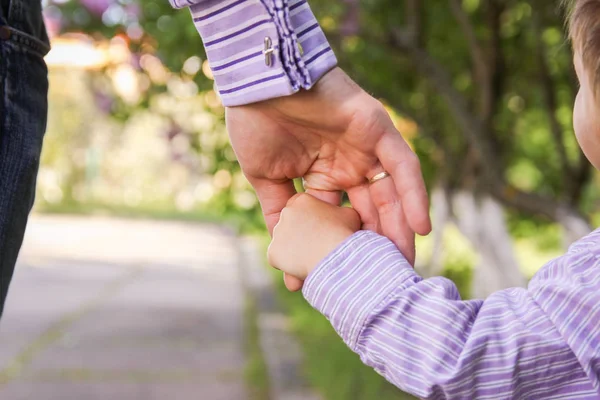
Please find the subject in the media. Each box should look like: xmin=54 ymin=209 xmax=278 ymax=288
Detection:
xmin=268 ymin=194 xmax=361 ymax=280
xmin=227 ymin=68 xmax=431 ymax=291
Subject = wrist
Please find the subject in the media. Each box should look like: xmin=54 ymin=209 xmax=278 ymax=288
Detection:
xmin=305 ymin=228 xmax=355 ymax=277
xmin=183 ymin=0 xmax=337 ymax=107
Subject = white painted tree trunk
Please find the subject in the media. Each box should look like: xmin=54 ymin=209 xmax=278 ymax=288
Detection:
xmin=420 ymin=190 xmax=588 ymax=299
xmin=451 ymin=191 xmax=526 ymax=299
xmin=556 ymin=206 xmax=592 ymax=249
xmin=422 ymin=185 xmax=450 ymax=278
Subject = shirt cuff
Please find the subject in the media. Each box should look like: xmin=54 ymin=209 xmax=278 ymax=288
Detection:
xmin=185 ymin=0 xmax=338 ymax=107
xmin=302 ymin=230 xmax=418 ymax=350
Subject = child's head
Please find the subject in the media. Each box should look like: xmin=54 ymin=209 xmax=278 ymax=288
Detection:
xmin=567 ymin=0 xmax=600 ymax=169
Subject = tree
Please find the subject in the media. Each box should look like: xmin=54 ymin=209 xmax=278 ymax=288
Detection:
xmin=51 ymin=0 xmax=596 ymax=297
xmin=302 ymin=0 xmax=594 ymax=296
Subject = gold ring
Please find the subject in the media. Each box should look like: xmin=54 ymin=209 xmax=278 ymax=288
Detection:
xmin=369 ymin=171 xmax=391 ymax=184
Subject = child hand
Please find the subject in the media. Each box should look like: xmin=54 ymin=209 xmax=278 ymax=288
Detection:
xmin=268 ymin=193 xmax=361 ymax=280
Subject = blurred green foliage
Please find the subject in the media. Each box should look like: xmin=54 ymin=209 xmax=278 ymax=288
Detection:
xmin=44 ymin=0 xmax=599 ymax=233
xmin=40 ymin=1 xmax=266 ymax=232
xmin=41 ymin=1 xmax=598 ymax=399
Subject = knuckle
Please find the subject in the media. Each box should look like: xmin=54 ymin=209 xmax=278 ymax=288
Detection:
xmin=278 ymin=207 xmax=291 ymax=224
xmin=392 ymin=150 xmax=414 ymax=168
xmin=272 ymin=221 xmax=280 ymax=237
xmin=389 ymin=153 xmax=422 ymax=188
xmin=267 ymin=242 xmax=279 ymax=267
xmin=286 ymin=193 xmax=306 ymax=207
xmin=296 ymin=192 xmax=311 ymax=204
xmin=400 ymin=151 xmax=421 ymax=173
xmin=375 ymin=197 xmax=402 ymax=215
xmin=409 ymin=153 xmax=423 ymax=172
xmin=407 ymin=150 xmax=420 ymax=165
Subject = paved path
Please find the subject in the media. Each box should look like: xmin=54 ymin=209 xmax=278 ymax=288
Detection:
xmin=0 ymin=215 xmax=247 ymax=400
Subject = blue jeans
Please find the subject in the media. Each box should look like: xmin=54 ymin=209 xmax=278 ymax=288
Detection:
xmin=0 ymin=0 xmax=49 ymax=316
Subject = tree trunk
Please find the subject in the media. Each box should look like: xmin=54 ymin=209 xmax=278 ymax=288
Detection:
xmin=556 ymin=206 xmax=592 ymax=249
xmin=451 ymin=191 xmax=526 ymax=299
xmin=421 ymin=185 xmax=450 ymax=278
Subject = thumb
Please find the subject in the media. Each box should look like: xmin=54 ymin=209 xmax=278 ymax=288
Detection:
xmin=249 ymin=177 xmax=297 ymax=235
xmin=284 ymin=274 xmax=304 ymax=292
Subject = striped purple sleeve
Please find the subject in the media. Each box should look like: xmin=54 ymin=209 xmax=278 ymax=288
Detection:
xmin=303 ymin=230 xmax=600 ymax=399
xmin=169 ymin=0 xmax=337 ymax=107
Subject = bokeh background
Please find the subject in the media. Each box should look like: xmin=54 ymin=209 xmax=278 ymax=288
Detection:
xmin=2 ymin=1 xmax=597 ymax=399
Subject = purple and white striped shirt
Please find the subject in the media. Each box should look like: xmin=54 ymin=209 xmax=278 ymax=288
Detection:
xmin=170 ymin=0 xmax=337 ymax=106
xmin=304 ymin=230 xmax=600 ymax=399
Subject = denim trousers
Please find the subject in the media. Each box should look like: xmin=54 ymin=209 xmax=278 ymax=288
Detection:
xmin=0 ymin=0 xmax=49 ymax=316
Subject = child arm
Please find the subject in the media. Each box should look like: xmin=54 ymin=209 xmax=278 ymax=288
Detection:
xmin=303 ymin=230 xmax=600 ymax=399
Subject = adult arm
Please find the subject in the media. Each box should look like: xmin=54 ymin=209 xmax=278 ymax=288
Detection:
xmin=169 ymin=0 xmax=336 ymax=107
xmin=170 ymin=1 xmax=432 ymax=290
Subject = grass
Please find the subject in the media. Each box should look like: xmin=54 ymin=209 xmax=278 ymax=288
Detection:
xmin=252 ymin=232 xmax=413 ymax=400
xmin=273 ymin=275 xmax=416 ymax=400
xmin=271 ymin=262 xmax=469 ymax=400
xmin=243 ymin=294 xmax=271 ymax=400
xmin=35 ymin=201 xmax=264 ymax=234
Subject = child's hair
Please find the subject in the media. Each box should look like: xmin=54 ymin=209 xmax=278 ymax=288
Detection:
xmin=565 ymin=0 xmax=600 ymax=97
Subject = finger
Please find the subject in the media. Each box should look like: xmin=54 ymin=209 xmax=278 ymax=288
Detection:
xmin=251 ymin=179 xmax=304 ymax=291
xmin=304 ymin=188 xmax=343 ymax=206
xmin=286 ymin=189 xmax=341 ymax=292
xmin=395 ymin=201 xmax=416 ymax=265
xmin=284 ymin=273 xmax=304 ymax=292
xmin=285 ymin=192 xmax=306 ymax=207
xmin=347 ymin=185 xmax=380 ymax=233
xmin=368 ymin=172 xmax=416 ymax=265
xmin=376 ymin=132 xmax=432 ymax=236
xmin=249 ymin=177 xmax=297 ymax=236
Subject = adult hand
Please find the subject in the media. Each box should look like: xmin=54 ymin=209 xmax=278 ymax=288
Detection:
xmin=226 ymin=67 xmax=431 ymax=291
